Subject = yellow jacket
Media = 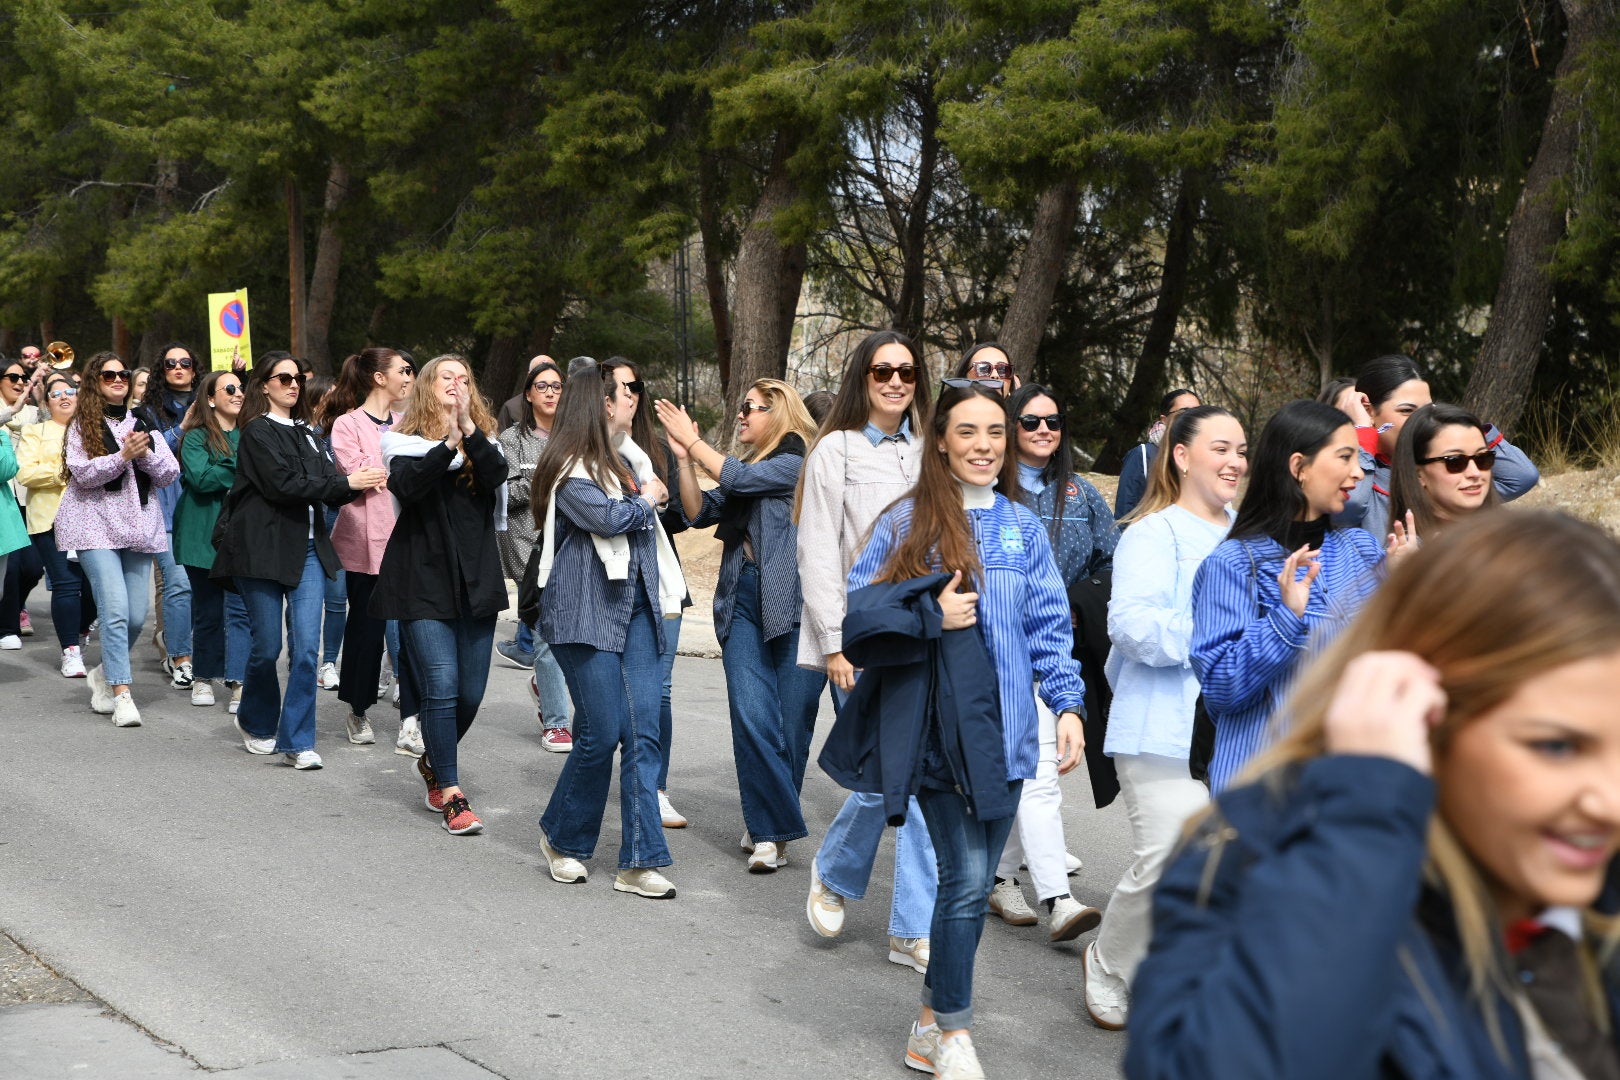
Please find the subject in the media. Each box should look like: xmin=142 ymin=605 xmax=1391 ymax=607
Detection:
xmin=16 ymin=420 xmax=67 ymax=534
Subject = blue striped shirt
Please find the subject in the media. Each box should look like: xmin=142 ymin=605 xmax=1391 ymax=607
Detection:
xmin=1190 ymin=528 xmax=1384 ymax=791
xmin=848 ymin=492 xmax=1085 ymax=780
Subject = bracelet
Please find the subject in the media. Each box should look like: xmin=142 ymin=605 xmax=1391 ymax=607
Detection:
xmin=685 ymin=437 xmax=702 ymax=451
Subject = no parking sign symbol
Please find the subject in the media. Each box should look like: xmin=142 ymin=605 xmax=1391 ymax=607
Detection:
xmin=207 ymin=288 xmax=253 ymax=370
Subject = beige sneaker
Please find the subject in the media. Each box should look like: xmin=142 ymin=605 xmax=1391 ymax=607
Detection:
xmin=806 ymin=858 xmax=845 ymax=938
xmin=613 ymin=867 xmax=677 ymax=899
xmin=1049 ymin=896 xmax=1102 ymax=943
xmin=538 ymin=829 xmax=587 ymax=884
xmin=887 ymin=935 xmax=930 ymax=974
xmin=111 ymin=691 xmax=142 ymax=728
xmin=747 ymin=841 xmax=787 ymax=873
xmin=904 ymin=1022 xmax=940 ymax=1073
xmin=346 ymin=714 xmax=376 ymax=745
xmin=933 ymin=1033 xmax=986 ymax=1080
xmin=988 ymin=878 xmax=1038 ymax=926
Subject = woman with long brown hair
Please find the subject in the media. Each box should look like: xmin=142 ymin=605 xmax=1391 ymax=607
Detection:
xmin=1128 ymin=510 xmax=1620 ymax=1079
xmin=53 ymin=352 xmax=180 ymax=727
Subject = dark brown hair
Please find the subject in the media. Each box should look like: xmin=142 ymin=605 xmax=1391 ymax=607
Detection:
xmin=1387 ymin=402 xmax=1500 ymax=538
xmin=531 ymin=363 xmax=634 ymax=531
xmin=181 ymin=369 xmax=241 ymax=459
xmin=239 ymin=354 xmax=313 ymax=427
xmin=318 ymin=347 xmax=404 ymax=433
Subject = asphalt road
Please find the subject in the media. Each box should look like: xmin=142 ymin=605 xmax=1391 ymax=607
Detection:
xmin=0 ymin=611 xmax=1132 ymax=1079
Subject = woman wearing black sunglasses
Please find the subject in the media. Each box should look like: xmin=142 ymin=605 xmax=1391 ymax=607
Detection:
xmin=1386 ymin=403 xmax=1501 ymax=542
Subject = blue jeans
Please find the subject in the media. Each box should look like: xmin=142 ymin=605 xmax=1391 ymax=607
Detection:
xmin=916 ymin=782 xmax=1022 ymax=1030
xmin=533 ymin=637 xmax=572 ymax=731
xmin=237 ymin=543 xmax=325 ymax=753
xmin=723 ymin=562 xmax=825 ymax=843
xmin=184 ymin=565 xmax=249 ymax=682
xmin=152 ymin=533 xmax=192 ymax=659
xmin=77 ymin=548 xmax=153 ymax=686
xmin=32 ymin=529 xmax=95 ymax=650
xmin=657 ymin=612 xmax=681 ymax=790
xmin=397 ymin=615 xmax=496 ymax=790
xmin=321 ymin=569 xmax=345 ymax=665
xmin=541 ymin=597 xmax=670 ymax=869
xmin=514 ymin=620 xmax=535 ymax=653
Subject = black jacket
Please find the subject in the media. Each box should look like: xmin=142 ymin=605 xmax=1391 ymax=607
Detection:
xmin=212 ymin=415 xmax=357 ymax=587
xmin=818 ymin=573 xmax=1015 ymax=824
xmin=369 ymin=429 xmax=509 ymax=621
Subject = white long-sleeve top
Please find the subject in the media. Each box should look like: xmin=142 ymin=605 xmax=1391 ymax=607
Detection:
xmin=1104 ymin=503 xmax=1233 ymax=759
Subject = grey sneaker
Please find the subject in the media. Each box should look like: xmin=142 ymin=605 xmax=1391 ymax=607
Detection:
xmin=226 ymin=681 xmax=242 ymax=715
xmin=887 ymin=936 xmax=930 ymax=974
xmin=1049 ymin=895 xmax=1102 ymax=943
xmin=191 ymin=680 xmax=215 ymax=706
xmin=988 ymin=878 xmax=1038 ymax=926
xmin=905 ymin=1023 xmax=941 ymax=1074
xmin=346 ymin=714 xmax=376 ymax=745
xmin=111 ymin=691 xmax=142 ymax=728
xmin=613 ymin=867 xmax=676 ymax=899
xmin=933 ymin=1033 xmax=986 ymax=1080
xmin=538 ymin=829 xmax=587 ymax=884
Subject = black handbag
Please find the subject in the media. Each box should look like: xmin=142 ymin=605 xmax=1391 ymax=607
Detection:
xmin=1067 ymin=567 xmax=1119 ymax=808
xmin=516 ymin=544 xmax=542 ymax=628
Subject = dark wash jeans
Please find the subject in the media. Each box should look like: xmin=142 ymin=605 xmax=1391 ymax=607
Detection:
xmin=398 ymin=614 xmax=497 ymax=790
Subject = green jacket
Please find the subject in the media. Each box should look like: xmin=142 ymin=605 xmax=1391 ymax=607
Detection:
xmin=0 ymin=431 xmax=27 ymax=557
xmin=172 ymin=426 xmax=239 ymax=569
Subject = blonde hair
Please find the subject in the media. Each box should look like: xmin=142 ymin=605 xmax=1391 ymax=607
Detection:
xmin=739 ymin=379 xmax=817 ymax=464
xmin=394 ymin=355 xmax=496 ymax=441
xmin=1197 ymin=510 xmax=1620 ymax=1030
xmin=1118 ymin=405 xmax=1236 ymax=526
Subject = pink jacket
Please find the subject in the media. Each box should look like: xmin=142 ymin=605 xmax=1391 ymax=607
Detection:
xmin=55 ymin=413 xmax=180 ymax=554
xmin=329 ymin=408 xmax=399 ymax=574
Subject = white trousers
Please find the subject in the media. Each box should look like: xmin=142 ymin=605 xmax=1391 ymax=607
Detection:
xmin=1093 ymin=752 xmax=1209 ymax=985
xmin=995 ymin=697 xmax=1071 ymax=901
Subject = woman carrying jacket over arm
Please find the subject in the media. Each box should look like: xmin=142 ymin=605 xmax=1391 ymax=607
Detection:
xmin=655 ymin=380 xmax=827 ymax=874
xmin=213 ymin=354 xmax=386 ymax=770
xmin=369 ymin=355 xmax=507 ymax=835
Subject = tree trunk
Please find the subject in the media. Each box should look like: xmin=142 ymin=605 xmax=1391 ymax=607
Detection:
xmin=696 ymin=148 xmax=734 ymax=395
xmin=729 ymin=133 xmax=802 ymax=395
xmin=482 ymin=334 xmax=528 ymax=396
xmin=1096 ymin=174 xmax=1199 ymax=473
xmin=1464 ymin=0 xmax=1602 ymax=431
xmin=111 ymin=315 xmax=131 ymax=359
xmin=893 ymin=81 xmax=938 ymax=341
xmin=138 ymin=311 xmax=174 ymax=368
xmin=286 ymin=178 xmax=307 ymax=358
xmin=302 ymin=160 xmax=351 ymax=374
xmin=999 ymin=179 xmax=1079 ymax=379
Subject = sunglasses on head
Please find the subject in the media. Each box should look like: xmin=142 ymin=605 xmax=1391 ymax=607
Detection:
xmin=1017 ymin=413 xmax=1064 ymax=432
xmin=163 ymin=356 xmax=195 ymax=370
xmin=530 ymin=379 xmax=562 ymax=394
xmin=1418 ymin=449 xmax=1496 ymax=474
xmin=100 ymin=369 xmax=134 ymax=383
xmin=968 ymin=360 xmax=1012 ymax=380
xmin=869 ymin=364 xmax=918 ymax=385
xmin=940 ymin=377 xmax=1003 ymax=392
xmin=48 ymin=386 xmax=78 ymax=399
xmin=268 ymin=371 xmax=306 ymax=388
xmin=739 ymin=401 xmax=772 ymax=417
xmin=218 ymin=382 xmax=244 ymax=396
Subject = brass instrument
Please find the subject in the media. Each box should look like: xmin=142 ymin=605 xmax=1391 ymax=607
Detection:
xmin=46 ymin=341 xmax=74 ymax=370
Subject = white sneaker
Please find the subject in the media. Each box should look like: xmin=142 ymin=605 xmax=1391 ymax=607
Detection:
xmin=538 ymin=829 xmax=587 ymax=884
xmin=87 ymin=665 xmax=115 ymax=715
xmin=1067 ymin=851 xmax=1083 ymax=875
xmin=1083 ymin=941 xmax=1128 ymax=1030
xmin=111 ymin=691 xmax=142 ymax=728
xmin=933 ymin=1033 xmax=986 ymax=1080
xmin=887 ymin=936 xmax=930 ymax=974
xmin=318 ymin=661 xmax=339 ymax=690
xmin=191 ymin=680 xmax=216 ymax=706
xmin=988 ymin=878 xmax=1038 ymax=926
xmin=747 ymin=841 xmax=788 ymax=873
xmin=60 ymin=646 xmax=87 ymax=679
xmin=658 ymin=790 xmax=687 ymax=828
xmin=1049 ymin=895 xmax=1102 ymax=943
xmin=0 ymin=635 xmax=20 ymax=650
xmin=233 ymin=716 xmax=276 ymax=755
xmin=807 ymin=858 xmax=845 ymax=938
xmin=613 ymin=867 xmax=677 ymax=899
xmin=740 ymin=831 xmax=754 ymax=852
xmin=227 ymin=682 xmax=242 ymax=715
xmin=346 ymin=714 xmax=376 ymax=745
xmin=395 ymin=716 xmax=424 ymax=757
xmin=285 ymin=750 xmax=323 ymax=770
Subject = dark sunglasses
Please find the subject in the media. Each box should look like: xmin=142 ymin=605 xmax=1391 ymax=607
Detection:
xmin=941 ymin=377 xmax=1003 ymax=392
xmin=739 ymin=401 xmax=772 ymax=416
xmin=0 ymin=372 xmax=25 ymax=385
xmin=163 ymin=356 xmax=195 ymax=370
xmin=1418 ymin=449 xmax=1496 ymax=474
xmin=529 ymin=379 xmax=562 ymax=393
xmin=1017 ymin=413 xmax=1064 ymax=432
xmin=968 ymin=360 xmax=1013 ymax=380
xmin=268 ymin=372 xmax=307 ymax=388
xmin=218 ymin=382 xmax=244 ymax=396
xmin=396 ymin=364 xmax=416 ymax=377
xmin=100 ymin=369 xmax=134 ymax=383
xmin=622 ymin=379 xmax=646 ymax=397
xmin=869 ymin=364 xmax=918 ymax=385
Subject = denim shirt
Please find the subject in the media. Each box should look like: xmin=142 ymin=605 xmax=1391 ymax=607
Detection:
xmin=537 ymin=473 xmax=665 ymax=655
xmin=686 ymin=451 xmax=805 ymax=645
xmin=1016 ymin=461 xmax=1120 ymax=589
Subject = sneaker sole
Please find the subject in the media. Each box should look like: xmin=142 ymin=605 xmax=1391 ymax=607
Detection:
xmin=747 ymin=857 xmax=787 ymax=874
xmin=291 ymin=759 xmax=323 ymax=770
xmin=62 ymin=670 xmax=87 ymax=679
xmin=887 ymin=949 xmax=927 ymax=974
xmin=1051 ymin=907 xmax=1103 ymax=944
xmin=495 ymin=650 xmax=534 ymax=670
xmin=904 ymin=1049 xmax=935 ymax=1074
xmin=613 ymin=877 xmax=676 ymax=899
xmin=540 ymin=739 xmax=572 ymax=754
xmin=112 ymin=716 xmax=143 ymax=728
xmin=989 ymin=901 xmax=1039 ymax=927
xmin=348 ymin=732 xmax=377 ymax=745
xmin=395 ymin=743 xmax=424 ymax=758
xmin=443 ymin=818 xmax=484 ymax=835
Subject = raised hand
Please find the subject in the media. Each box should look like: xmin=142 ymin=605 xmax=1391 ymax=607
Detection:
xmin=653 ymin=399 xmax=700 ymax=452
xmin=1387 ymin=510 xmax=1420 ymax=566
xmin=1278 ymin=544 xmax=1321 ymax=618
xmin=1322 ymin=651 xmax=1447 ymax=775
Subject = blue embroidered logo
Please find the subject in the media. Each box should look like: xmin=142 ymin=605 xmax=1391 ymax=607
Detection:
xmin=999 ymin=526 xmax=1024 ymax=554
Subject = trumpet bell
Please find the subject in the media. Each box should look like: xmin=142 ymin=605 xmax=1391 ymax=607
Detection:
xmin=46 ymin=341 xmax=74 ymax=370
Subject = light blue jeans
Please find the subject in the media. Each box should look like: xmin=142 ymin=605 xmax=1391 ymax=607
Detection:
xmin=533 ymin=638 xmax=572 ymax=731
xmin=77 ymin=548 xmax=154 ymax=687
xmin=815 ymin=690 xmax=938 ymax=938
xmin=152 ymin=533 xmax=192 ymax=659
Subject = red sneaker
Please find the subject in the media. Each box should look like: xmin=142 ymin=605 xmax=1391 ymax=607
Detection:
xmin=540 ymin=727 xmax=574 ymax=754
xmin=441 ymin=793 xmax=483 ymax=835
xmin=418 ymin=756 xmax=445 ymax=812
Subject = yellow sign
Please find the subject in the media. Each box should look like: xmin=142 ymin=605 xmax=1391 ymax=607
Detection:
xmin=207 ymin=289 xmax=252 ymax=371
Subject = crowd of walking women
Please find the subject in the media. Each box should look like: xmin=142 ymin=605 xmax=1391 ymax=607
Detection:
xmin=7 ymin=329 xmax=1620 ymax=1080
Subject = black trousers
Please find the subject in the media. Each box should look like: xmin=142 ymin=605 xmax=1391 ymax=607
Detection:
xmin=337 ymin=571 xmax=418 ymax=718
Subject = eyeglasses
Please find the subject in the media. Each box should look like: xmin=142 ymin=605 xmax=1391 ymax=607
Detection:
xmin=1 ymin=372 xmax=25 ymax=385
xmin=1017 ymin=413 xmax=1064 ymax=432
xmin=968 ymin=360 xmax=1012 ymax=380
xmin=530 ymin=380 xmax=562 ymax=394
xmin=268 ymin=372 xmax=307 ymax=388
xmin=940 ymin=377 xmax=1003 ymax=391
xmin=869 ymin=364 xmax=917 ymax=385
xmin=218 ymin=383 xmax=244 ymax=396
xmin=163 ymin=356 xmax=195 ymax=370
xmin=1418 ymin=449 xmax=1496 ymax=474
xmin=739 ymin=401 xmax=772 ymax=416
xmin=48 ymin=387 xmax=77 ymax=399
xmin=622 ymin=379 xmax=646 ymax=397
xmin=100 ymin=369 xmax=134 ymax=383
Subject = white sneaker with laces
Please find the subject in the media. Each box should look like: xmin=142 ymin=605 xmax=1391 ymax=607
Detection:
xmin=1083 ymin=941 xmax=1128 ymax=1030
xmin=613 ymin=867 xmax=677 ymax=899
xmin=60 ymin=646 xmax=87 ymax=679
xmin=285 ymin=750 xmax=323 ymax=770
xmin=538 ymin=829 xmax=587 ymax=884
xmin=87 ymin=665 xmax=115 ymax=715
xmin=191 ymin=680 xmax=215 ymax=706
xmin=111 ymin=691 xmax=142 ymax=728
xmin=395 ymin=716 xmax=424 ymax=757
xmin=318 ymin=661 xmax=339 ymax=690
xmin=988 ymin=878 xmax=1038 ymax=926
xmin=933 ymin=1033 xmax=986 ymax=1080
xmin=234 ymin=716 xmax=276 ymax=755
xmin=1049 ymin=895 xmax=1102 ymax=942
xmin=887 ymin=935 xmax=930 ymax=974
xmin=747 ymin=841 xmax=788 ymax=873
xmin=658 ymin=790 xmax=687 ymax=828
xmin=346 ymin=714 xmax=376 ymax=745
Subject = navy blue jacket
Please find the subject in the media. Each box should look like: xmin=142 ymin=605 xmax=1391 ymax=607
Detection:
xmin=1126 ymin=755 xmax=1620 ymax=1080
xmin=818 ymin=573 xmax=1014 ymax=825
